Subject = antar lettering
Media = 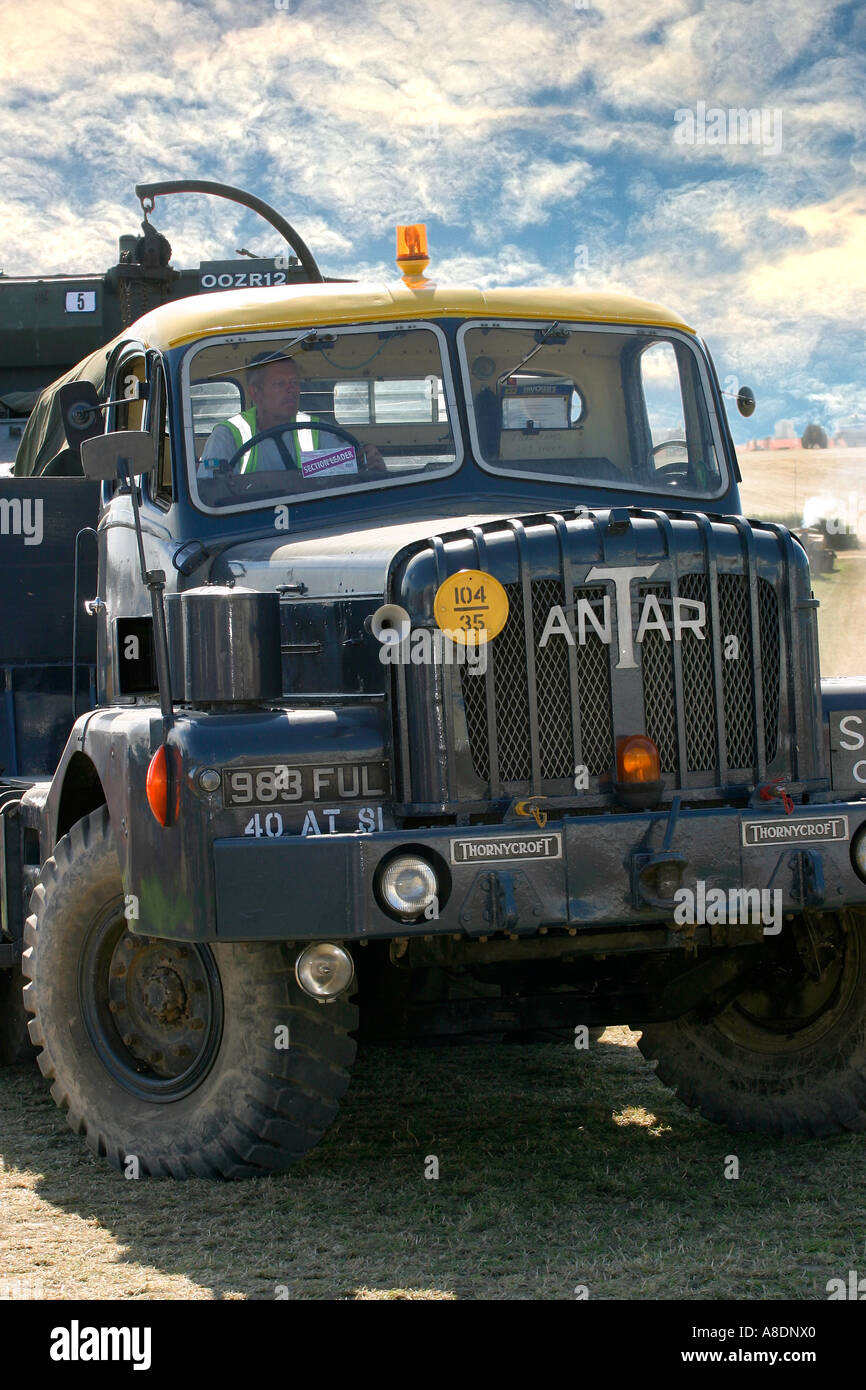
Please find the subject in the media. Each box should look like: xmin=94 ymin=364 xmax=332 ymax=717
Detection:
xmin=538 ymin=564 xmax=706 ymax=669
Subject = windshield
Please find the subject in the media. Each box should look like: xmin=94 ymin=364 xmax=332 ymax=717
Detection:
xmin=458 ymin=321 xmax=725 ymax=497
xmin=185 ymin=323 xmax=459 ymax=512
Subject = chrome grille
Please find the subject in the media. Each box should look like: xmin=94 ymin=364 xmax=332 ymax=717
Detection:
xmin=461 ymin=581 xmax=614 ymax=784
xmin=490 ymin=582 xmax=531 ymax=782
xmin=719 ymin=573 xmax=758 ymax=769
xmin=459 ymin=570 xmax=780 ymax=791
xmin=758 ymin=579 xmax=781 ymax=757
xmin=679 ymin=573 xmax=717 ymax=771
xmin=531 ymin=580 xmax=576 ymax=781
xmin=573 ymin=586 xmax=614 ymax=776
xmin=639 ymin=584 xmax=678 ymax=774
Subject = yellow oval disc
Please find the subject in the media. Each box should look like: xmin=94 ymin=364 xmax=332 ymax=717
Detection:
xmin=433 ymin=569 xmax=509 ymax=644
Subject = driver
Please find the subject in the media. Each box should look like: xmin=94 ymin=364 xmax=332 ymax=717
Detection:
xmin=198 ymin=353 xmax=385 ymax=476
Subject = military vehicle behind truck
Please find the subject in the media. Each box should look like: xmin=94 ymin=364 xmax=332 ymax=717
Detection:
xmin=3 ymin=189 xmax=866 ymax=1178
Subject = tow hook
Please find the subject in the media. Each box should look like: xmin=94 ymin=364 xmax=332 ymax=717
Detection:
xmin=514 ymin=797 xmax=548 ymax=829
xmin=757 ymin=778 xmax=795 ymax=814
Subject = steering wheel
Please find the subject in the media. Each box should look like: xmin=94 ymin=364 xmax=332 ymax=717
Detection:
xmin=652 ymin=438 xmax=689 ymax=460
xmin=651 ymin=440 xmax=692 ymax=485
xmin=224 ymin=417 xmax=372 ymax=475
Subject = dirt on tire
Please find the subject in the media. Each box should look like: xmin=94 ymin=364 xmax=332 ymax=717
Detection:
xmin=21 ymin=807 xmax=358 ymax=1178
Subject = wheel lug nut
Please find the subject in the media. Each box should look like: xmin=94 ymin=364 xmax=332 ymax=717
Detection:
xmin=122 ymin=1034 xmax=137 ymax=1047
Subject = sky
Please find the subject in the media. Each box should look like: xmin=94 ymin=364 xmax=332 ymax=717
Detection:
xmin=0 ymin=0 xmax=863 ymax=442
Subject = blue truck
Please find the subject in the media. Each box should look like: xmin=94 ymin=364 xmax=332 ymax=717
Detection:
xmin=2 ymin=195 xmax=866 ymax=1178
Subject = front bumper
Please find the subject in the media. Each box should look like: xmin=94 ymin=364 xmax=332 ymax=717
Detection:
xmin=210 ymin=802 xmax=866 ymax=944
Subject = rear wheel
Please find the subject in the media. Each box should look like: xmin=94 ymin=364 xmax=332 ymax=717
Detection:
xmin=22 ymin=808 xmax=357 ymax=1177
xmin=637 ymin=913 xmax=866 ymax=1135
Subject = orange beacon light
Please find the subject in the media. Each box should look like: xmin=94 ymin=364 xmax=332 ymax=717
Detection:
xmin=396 ymin=223 xmax=430 ymax=281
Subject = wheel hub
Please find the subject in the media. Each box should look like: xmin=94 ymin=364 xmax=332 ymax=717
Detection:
xmin=142 ymin=967 xmax=187 ymax=1024
xmin=80 ymin=906 xmax=223 ymax=1099
xmin=714 ymin=916 xmax=858 ymax=1053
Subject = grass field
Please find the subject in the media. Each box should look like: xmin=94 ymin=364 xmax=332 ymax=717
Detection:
xmin=2 ymin=1028 xmax=864 ymax=1301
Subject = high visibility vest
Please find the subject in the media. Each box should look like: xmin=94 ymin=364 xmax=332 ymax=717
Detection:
xmin=224 ymin=407 xmax=319 ymax=473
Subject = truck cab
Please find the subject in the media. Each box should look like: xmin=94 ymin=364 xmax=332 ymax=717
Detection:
xmin=4 ymin=249 xmax=866 ymax=1177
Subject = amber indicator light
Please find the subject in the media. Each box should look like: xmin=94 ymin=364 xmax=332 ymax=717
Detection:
xmin=146 ymin=745 xmax=180 ymax=827
xmin=616 ymin=735 xmax=661 ymax=784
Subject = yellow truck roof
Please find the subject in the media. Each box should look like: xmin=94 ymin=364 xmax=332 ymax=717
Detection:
xmin=127 ymin=282 xmax=695 ymax=350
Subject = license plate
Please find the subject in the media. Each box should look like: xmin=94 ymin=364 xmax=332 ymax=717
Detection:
xmin=223 ymin=762 xmax=389 ymax=806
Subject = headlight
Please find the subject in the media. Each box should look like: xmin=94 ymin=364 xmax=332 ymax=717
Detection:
xmin=379 ymin=855 xmax=439 ymax=921
xmin=294 ymin=943 xmax=355 ymax=1001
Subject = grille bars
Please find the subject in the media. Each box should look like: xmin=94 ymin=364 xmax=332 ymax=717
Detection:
xmin=397 ymin=511 xmax=790 ymax=808
xmin=546 ymin=513 xmax=584 ymax=778
xmin=468 ymin=525 xmax=501 ymax=796
xmin=644 ymin=510 xmax=689 ymax=779
xmin=509 ymin=520 xmax=544 ymax=797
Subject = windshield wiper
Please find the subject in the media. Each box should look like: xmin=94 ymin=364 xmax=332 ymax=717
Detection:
xmin=244 ymin=332 xmax=322 ymax=371
xmin=200 ymin=333 xmax=320 ymax=385
xmin=496 ymin=321 xmax=570 ymax=386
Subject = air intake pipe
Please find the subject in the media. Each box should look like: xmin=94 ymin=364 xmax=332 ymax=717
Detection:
xmin=166 ymin=585 xmax=281 ymax=704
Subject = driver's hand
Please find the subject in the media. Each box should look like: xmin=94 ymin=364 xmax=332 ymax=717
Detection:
xmin=359 ymin=444 xmax=386 ymax=471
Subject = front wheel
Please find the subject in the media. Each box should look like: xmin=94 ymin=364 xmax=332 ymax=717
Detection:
xmin=22 ymin=808 xmax=357 ymax=1178
xmin=637 ymin=912 xmax=866 ymax=1136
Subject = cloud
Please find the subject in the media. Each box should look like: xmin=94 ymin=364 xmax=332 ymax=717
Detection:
xmin=0 ymin=0 xmax=860 ymax=435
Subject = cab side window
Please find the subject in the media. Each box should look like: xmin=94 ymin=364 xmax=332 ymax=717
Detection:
xmin=640 ymin=341 xmax=688 ymax=467
xmin=146 ymin=359 xmax=173 ymax=505
xmin=107 ymin=351 xmax=173 ymax=505
xmin=112 ymin=356 xmax=147 ymax=433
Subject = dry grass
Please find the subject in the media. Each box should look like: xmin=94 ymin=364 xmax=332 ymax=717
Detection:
xmin=737 ymin=445 xmax=866 ymax=531
xmin=2 ymin=1028 xmax=865 ymax=1301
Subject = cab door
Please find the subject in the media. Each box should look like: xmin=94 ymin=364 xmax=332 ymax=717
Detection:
xmin=99 ymin=346 xmax=175 ymax=705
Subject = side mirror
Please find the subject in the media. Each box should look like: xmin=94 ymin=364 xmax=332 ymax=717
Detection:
xmin=56 ymin=381 xmax=103 ymax=448
xmin=737 ymin=386 xmax=756 ymax=418
xmin=80 ymin=430 xmax=156 ymax=481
